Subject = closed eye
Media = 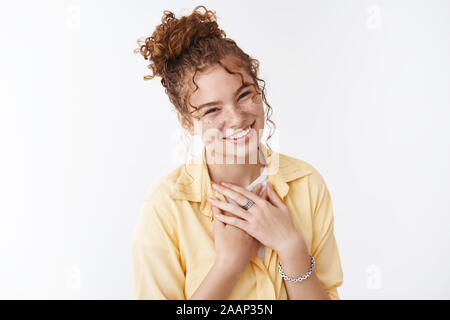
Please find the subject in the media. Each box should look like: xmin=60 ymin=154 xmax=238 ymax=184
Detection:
xmin=203 ymin=91 xmax=252 ymax=116
xmin=238 ymin=91 xmax=251 ymax=100
xmin=205 ymin=107 xmax=218 ymax=115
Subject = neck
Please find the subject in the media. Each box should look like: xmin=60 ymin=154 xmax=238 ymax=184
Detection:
xmin=205 ymin=144 xmax=266 ymax=188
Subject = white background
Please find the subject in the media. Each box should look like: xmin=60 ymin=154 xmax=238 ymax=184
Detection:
xmin=1 ymin=0 xmax=449 ymax=299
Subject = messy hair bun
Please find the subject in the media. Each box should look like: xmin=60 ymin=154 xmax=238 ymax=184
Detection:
xmin=135 ymin=6 xmax=226 ymax=80
xmin=134 ymin=5 xmax=276 ymax=163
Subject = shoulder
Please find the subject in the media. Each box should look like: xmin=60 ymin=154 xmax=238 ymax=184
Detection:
xmin=278 ymin=152 xmax=327 ymax=186
xmin=133 ymin=165 xmax=186 ymax=243
xmin=278 ymin=152 xmax=314 ymax=176
xmin=143 ymin=165 xmax=183 ymax=204
xmin=278 ymin=151 xmax=330 ymax=199
xmin=279 ymin=152 xmax=333 ymax=217
xmin=138 ymin=164 xmax=186 ymax=224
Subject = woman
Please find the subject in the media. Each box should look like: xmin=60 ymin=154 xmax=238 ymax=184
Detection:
xmin=131 ymin=5 xmax=343 ymax=300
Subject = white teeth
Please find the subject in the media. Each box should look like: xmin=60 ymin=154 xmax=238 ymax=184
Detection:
xmin=227 ymin=126 xmax=251 ymax=140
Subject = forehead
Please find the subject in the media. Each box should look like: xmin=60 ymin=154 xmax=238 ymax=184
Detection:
xmin=188 ymin=62 xmax=252 ymax=111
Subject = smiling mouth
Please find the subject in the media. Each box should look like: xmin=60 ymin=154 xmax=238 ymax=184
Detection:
xmin=223 ymin=121 xmax=255 ymax=140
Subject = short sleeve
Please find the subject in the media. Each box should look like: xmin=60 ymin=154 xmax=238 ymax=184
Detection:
xmin=309 ymin=170 xmax=344 ymax=300
xmin=130 ymin=197 xmax=186 ymax=299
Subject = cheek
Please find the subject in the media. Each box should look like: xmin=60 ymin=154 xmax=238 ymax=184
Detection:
xmin=258 ymin=105 xmax=265 ymax=117
xmin=201 ymin=121 xmax=223 ymax=144
xmin=252 ymin=104 xmax=265 ymax=121
xmin=255 ymin=106 xmax=265 ymax=130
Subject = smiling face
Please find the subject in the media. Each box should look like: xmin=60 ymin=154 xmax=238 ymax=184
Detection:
xmin=183 ymin=60 xmax=265 ymax=164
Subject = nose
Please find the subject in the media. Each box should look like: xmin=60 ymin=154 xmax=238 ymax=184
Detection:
xmin=225 ymin=104 xmax=247 ymax=129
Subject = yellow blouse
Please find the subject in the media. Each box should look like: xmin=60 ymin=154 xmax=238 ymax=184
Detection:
xmin=130 ymin=143 xmax=344 ymax=299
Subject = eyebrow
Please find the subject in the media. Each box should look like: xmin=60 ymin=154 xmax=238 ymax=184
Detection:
xmin=194 ymin=82 xmax=253 ymax=112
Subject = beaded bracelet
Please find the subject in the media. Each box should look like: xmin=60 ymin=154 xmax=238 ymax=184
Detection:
xmin=278 ymin=254 xmax=315 ymax=282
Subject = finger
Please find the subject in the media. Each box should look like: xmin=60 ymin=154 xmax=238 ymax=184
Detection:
xmin=251 ymin=183 xmax=261 ymax=192
xmin=212 ymin=182 xmax=254 ymax=208
xmin=213 ymin=209 xmax=250 ymax=233
xmin=266 ymin=182 xmax=284 ymax=208
xmin=261 ymin=184 xmax=269 ymax=201
xmin=208 ymin=197 xmax=250 ymax=221
xmin=257 ymin=184 xmax=268 ymax=199
xmin=250 ymin=183 xmax=262 ymax=195
xmin=212 ymin=205 xmax=225 ymax=231
xmin=219 ymin=181 xmax=266 ymax=207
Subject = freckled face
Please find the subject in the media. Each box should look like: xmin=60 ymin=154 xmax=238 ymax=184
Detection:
xmin=187 ymin=63 xmax=265 ymax=163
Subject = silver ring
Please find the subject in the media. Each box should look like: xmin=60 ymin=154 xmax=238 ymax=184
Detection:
xmin=241 ymin=199 xmax=254 ymax=210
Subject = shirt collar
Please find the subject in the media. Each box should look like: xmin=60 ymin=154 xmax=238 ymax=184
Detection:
xmin=169 ymin=143 xmax=313 ymax=221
